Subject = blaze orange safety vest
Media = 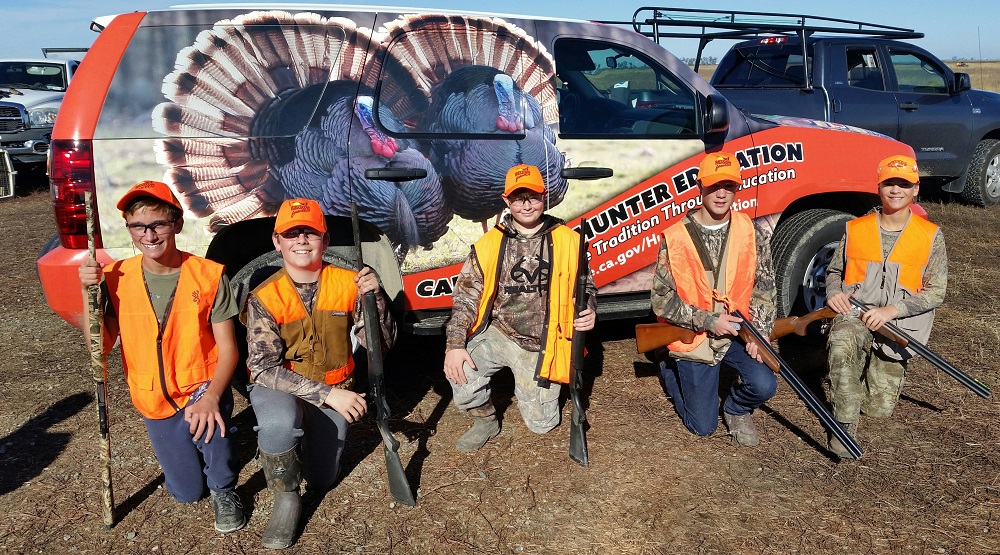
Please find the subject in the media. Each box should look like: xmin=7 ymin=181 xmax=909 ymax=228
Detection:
xmin=662 ymin=212 xmax=756 ymax=352
xmin=844 ymin=212 xmax=938 ymax=294
xmin=469 ymin=225 xmax=580 ymax=384
xmin=251 ymin=265 xmax=358 ymax=386
xmin=105 ymin=254 xmax=223 ymax=419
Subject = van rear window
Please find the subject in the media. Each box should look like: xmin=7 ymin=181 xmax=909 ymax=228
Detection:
xmin=713 ymin=44 xmax=812 ymax=88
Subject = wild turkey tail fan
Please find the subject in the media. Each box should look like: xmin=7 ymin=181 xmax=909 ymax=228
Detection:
xmin=153 ymin=10 xmax=376 ymax=229
xmin=379 ymin=14 xmax=558 ymax=125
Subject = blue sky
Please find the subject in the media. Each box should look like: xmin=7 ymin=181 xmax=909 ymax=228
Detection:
xmin=6 ymin=0 xmax=998 ymax=62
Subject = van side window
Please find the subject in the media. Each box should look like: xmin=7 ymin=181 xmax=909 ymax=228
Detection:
xmin=553 ymin=38 xmax=696 ymax=137
xmin=846 ymin=48 xmax=885 ymax=91
xmin=889 ymin=50 xmax=948 ymax=94
xmin=376 ymin=30 xmax=536 ymax=138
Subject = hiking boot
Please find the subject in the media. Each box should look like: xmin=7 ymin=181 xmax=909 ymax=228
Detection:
xmin=828 ymin=421 xmax=860 ymax=460
xmin=457 ymin=400 xmax=501 ymax=452
xmin=210 ymin=490 xmax=246 ymax=534
xmin=259 ymin=446 xmax=303 ymax=549
xmin=723 ymin=411 xmax=760 ymax=447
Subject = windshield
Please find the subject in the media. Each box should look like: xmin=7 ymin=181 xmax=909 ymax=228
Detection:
xmin=0 ymin=62 xmax=68 ymax=91
xmin=713 ymin=43 xmax=812 ymax=88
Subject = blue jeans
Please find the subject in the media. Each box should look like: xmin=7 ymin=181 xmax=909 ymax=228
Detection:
xmin=142 ymin=388 xmax=238 ymax=503
xmin=249 ymin=384 xmax=348 ymax=492
xmin=660 ymin=341 xmax=777 ymax=437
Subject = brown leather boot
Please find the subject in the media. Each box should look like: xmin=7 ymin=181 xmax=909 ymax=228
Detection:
xmin=456 ymin=399 xmax=501 ymax=452
xmin=828 ymin=421 xmax=860 ymax=460
xmin=258 ymin=446 xmax=302 ymax=549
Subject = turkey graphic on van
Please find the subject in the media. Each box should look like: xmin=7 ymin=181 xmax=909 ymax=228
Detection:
xmin=40 ymin=6 xmax=917 ymax=331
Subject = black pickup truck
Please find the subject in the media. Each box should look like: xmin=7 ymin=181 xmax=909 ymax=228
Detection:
xmin=629 ymin=7 xmax=1000 ymax=206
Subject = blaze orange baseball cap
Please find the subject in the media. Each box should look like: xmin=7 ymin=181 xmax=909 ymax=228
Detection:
xmin=274 ymin=198 xmax=327 ymax=234
xmin=877 ymin=155 xmax=919 ymax=184
xmin=697 ymin=152 xmax=742 ymax=187
xmin=504 ymin=164 xmax=546 ymax=195
xmin=116 ymin=180 xmax=182 ymax=214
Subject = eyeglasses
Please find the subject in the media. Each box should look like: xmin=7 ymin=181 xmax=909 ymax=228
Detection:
xmin=277 ymin=227 xmax=323 ymax=240
xmin=509 ymin=194 xmax=545 ymax=207
xmin=125 ymin=219 xmax=177 ymax=236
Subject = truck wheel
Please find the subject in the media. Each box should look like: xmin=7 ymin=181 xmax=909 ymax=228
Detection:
xmin=960 ymin=139 xmax=1000 ymax=206
xmin=771 ymin=209 xmax=852 ymax=318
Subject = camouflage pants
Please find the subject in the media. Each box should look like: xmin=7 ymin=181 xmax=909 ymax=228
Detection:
xmin=827 ymin=315 xmax=906 ymax=423
xmin=451 ymin=325 xmax=561 ymax=434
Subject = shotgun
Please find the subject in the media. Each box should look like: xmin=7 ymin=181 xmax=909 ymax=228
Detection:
xmin=848 ymin=298 xmax=991 ymax=399
xmin=85 ymin=190 xmax=115 ymax=528
xmin=351 ymin=203 xmax=416 ymax=506
xmin=731 ymin=309 xmax=863 ymax=459
xmin=771 ymin=306 xmax=908 ymax=345
xmin=568 ymin=219 xmax=589 ymax=467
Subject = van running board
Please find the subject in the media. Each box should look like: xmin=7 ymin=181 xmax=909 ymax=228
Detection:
xmin=401 ymin=297 xmax=652 ymax=336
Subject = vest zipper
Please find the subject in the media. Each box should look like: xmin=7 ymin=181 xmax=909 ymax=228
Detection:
xmin=145 ymin=272 xmax=182 ymax=414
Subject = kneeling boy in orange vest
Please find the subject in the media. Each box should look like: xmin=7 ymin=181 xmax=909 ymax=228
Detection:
xmin=78 ymin=180 xmax=245 ymax=533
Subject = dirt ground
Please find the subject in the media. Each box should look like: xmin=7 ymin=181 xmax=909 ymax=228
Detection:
xmin=2 ymin=176 xmax=999 ymax=555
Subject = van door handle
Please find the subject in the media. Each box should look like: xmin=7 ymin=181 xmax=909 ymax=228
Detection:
xmin=899 ymin=101 xmax=920 ymax=111
xmin=364 ymin=167 xmax=428 ymax=182
xmin=561 ymin=167 xmax=613 ymax=180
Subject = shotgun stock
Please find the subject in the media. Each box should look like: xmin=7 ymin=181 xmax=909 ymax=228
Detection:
xmin=770 ymin=307 xmax=837 ymax=340
xmin=634 ymin=323 xmax=698 ymax=354
xmin=771 ymin=306 xmax=909 ymax=346
xmin=351 ymin=204 xmax=416 ymax=506
xmin=848 ymin=298 xmax=990 ymax=399
xmin=569 ymin=219 xmax=589 ymax=467
xmin=85 ymin=191 xmax=115 ymax=528
xmin=731 ymin=310 xmax=863 ymax=459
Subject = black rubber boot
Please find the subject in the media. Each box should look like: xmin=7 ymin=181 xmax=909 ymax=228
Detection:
xmin=259 ymin=446 xmax=302 ymax=549
xmin=456 ymin=399 xmax=501 ymax=452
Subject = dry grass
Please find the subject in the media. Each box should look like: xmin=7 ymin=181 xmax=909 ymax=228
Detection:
xmin=3 ymin=183 xmax=1000 ymax=553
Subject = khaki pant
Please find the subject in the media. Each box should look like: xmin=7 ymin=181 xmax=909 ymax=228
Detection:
xmin=827 ymin=315 xmax=906 ymax=423
xmin=451 ymin=326 xmax=560 ymax=434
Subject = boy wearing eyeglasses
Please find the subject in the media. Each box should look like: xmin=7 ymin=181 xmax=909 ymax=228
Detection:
xmin=824 ymin=155 xmax=947 ymax=459
xmin=242 ymin=197 xmax=395 ymax=549
xmin=78 ymin=180 xmax=245 ymax=533
xmin=443 ymin=164 xmax=597 ymax=452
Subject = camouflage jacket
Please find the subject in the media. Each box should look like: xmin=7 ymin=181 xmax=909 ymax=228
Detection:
xmin=446 ymin=214 xmax=598 ymax=352
xmin=245 ymin=267 xmax=396 ymax=407
xmin=650 ymin=211 xmax=777 ymax=364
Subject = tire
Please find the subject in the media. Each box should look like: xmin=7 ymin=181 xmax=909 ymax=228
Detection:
xmin=771 ymin=209 xmax=852 ymax=318
xmin=960 ymin=139 xmax=1000 ymax=206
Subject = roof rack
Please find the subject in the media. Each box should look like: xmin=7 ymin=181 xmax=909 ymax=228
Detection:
xmin=41 ymin=48 xmax=89 ymax=59
xmin=598 ymin=7 xmax=922 ymax=86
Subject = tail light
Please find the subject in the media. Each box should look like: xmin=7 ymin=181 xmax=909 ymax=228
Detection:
xmin=49 ymin=139 xmax=100 ymax=249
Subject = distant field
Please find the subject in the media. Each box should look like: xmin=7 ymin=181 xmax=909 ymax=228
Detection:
xmin=695 ymin=61 xmax=1000 ymax=93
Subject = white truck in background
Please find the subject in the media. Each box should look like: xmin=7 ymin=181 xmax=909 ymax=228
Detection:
xmin=0 ymin=49 xmax=84 ymax=197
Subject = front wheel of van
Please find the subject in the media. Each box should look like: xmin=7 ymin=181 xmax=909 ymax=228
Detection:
xmin=771 ymin=209 xmax=852 ymax=319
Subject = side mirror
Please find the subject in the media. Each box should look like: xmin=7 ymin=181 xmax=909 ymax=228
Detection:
xmin=704 ymin=93 xmax=730 ymax=134
xmin=954 ymin=72 xmax=972 ymax=93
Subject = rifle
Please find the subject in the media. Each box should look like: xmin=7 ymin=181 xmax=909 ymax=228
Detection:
xmin=731 ymin=309 xmax=863 ymax=459
xmin=85 ymin=191 xmax=115 ymax=528
xmin=771 ymin=306 xmax=908 ymax=345
xmin=350 ymin=204 xmax=416 ymax=506
xmin=848 ymin=298 xmax=991 ymax=399
xmin=568 ymin=219 xmax=589 ymax=467
xmin=634 ymin=323 xmax=698 ymax=354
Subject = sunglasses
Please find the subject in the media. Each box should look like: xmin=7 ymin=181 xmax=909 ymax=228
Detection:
xmin=277 ymin=227 xmax=324 ymax=240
